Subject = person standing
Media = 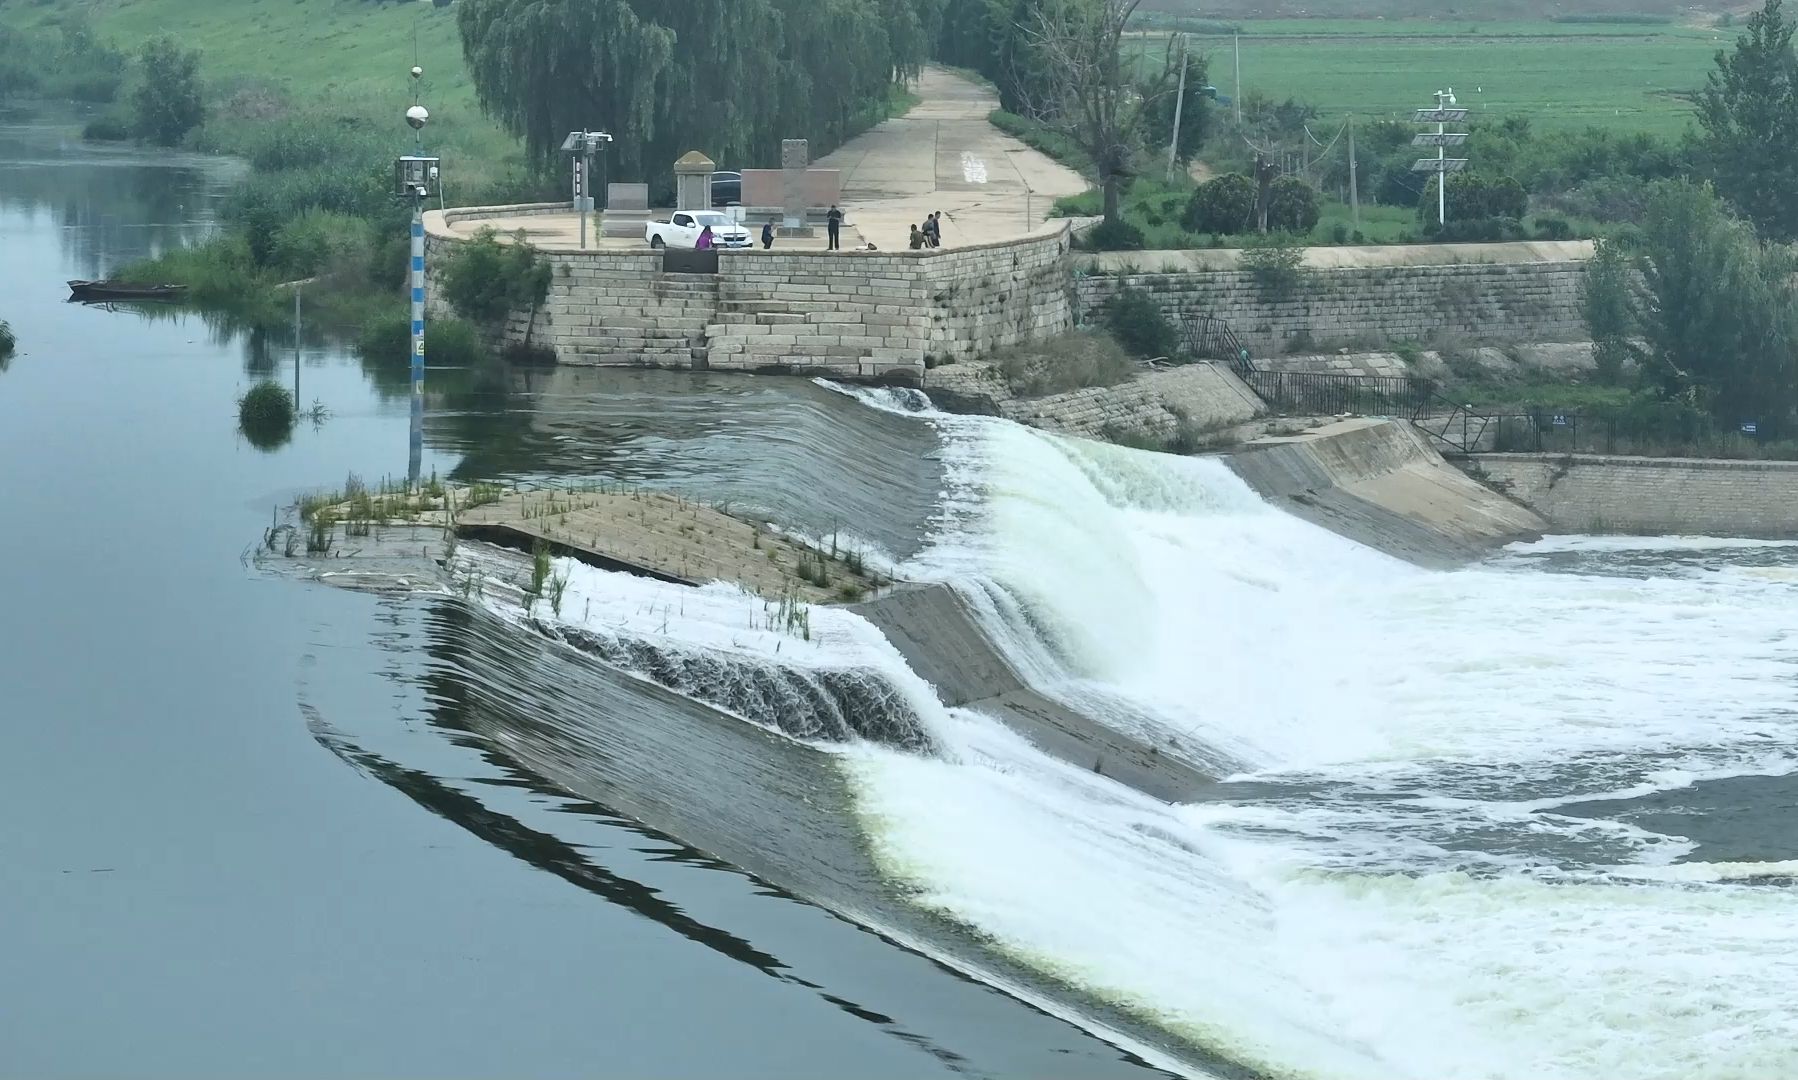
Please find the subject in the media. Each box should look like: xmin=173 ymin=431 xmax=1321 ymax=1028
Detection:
xmin=696 ymin=225 xmax=715 ymax=250
xmin=924 ymin=211 xmax=941 ymax=248
xmin=909 ymin=223 xmax=926 ymax=250
xmin=761 ymin=218 xmax=775 ymax=249
xmin=826 ymin=204 xmax=843 ymax=251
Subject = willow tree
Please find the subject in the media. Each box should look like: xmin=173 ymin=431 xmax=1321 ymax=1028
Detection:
xmin=458 ymin=0 xmax=934 ymax=180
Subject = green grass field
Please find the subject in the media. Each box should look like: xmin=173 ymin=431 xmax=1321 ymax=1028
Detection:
xmin=1142 ymin=19 xmax=1734 ymax=136
xmin=1 ymin=0 xmax=523 ymax=183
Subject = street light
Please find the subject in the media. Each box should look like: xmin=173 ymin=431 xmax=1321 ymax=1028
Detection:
xmin=562 ymin=129 xmax=614 ymax=250
xmin=1411 ymin=89 xmax=1468 ymax=228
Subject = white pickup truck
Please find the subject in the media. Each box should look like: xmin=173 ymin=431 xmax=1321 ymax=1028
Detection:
xmin=644 ymin=210 xmax=752 ymax=249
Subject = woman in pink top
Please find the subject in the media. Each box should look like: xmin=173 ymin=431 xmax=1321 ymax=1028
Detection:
xmin=696 ymin=225 xmax=715 ymax=250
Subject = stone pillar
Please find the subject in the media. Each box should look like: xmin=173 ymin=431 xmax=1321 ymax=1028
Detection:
xmin=779 ymin=139 xmax=815 ymax=235
xmin=674 ymin=150 xmax=716 ymax=211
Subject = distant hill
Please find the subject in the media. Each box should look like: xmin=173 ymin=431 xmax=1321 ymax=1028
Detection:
xmin=1142 ymin=0 xmax=1737 ymax=19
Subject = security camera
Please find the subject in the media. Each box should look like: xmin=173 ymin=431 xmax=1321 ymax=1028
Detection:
xmin=410 ymin=66 xmax=424 ymax=80
xmin=406 ymin=105 xmax=429 ymax=130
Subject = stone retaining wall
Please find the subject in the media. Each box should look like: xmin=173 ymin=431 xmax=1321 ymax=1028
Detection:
xmin=425 ymin=211 xmax=1074 ymax=380
xmin=1077 ymin=260 xmax=1588 ymax=354
xmin=1474 ymin=454 xmax=1798 ymax=537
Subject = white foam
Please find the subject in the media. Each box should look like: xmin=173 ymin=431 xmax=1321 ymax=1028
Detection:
xmin=1509 ymin=534 xmax=1798 ymax=554
xmin=842 ymin=412 xmax=1798 ymax=1079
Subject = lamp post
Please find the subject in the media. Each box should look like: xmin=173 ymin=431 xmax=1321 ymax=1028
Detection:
xmin=563 ymin=130 xmax=614 ymax=250
xmin=396 ymin=67 xmax=439 ymax=489
xmin=1411 ymin=89 xmax=1468 ymax=228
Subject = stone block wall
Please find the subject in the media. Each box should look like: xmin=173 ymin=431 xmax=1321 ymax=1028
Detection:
xmin=425 ymin=210 xmax=1073 ymax=380
xmin=1077 ymin=260 xmax=1589 ymax=354
xmin=997 ymin=364 xmax=1264 ymax=440
xmin=1474 ymin=454 xmax=1798 ymax=537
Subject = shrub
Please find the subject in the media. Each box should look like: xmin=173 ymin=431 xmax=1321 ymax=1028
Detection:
xmin=267 ymin=210 xmax=376 ymax=282
xmin=1534 ymin=215 xmax=1574 ymax=241
xmin=1265 ymin=176 xmax=1321 ymax=234
xmin=81 ymin=115 xmax=131 ymax=141
xmin=1081 ymin=217 xmax=1146 ymax=251
xmin=994 ymin=330 xmax=1138 ymax=397
xmin=1102 ymin=287 xmax=1180 ymax=360
xmin=0 ymin=319 xmax=15 ymax=361
xmin=1239 ymin=234 xmax=1307 ymax=301
xmin=1428 ymin=216 xmax=1527 ymax=243
xmin=1420 ymin=173 xmax=1529 ymax=226
xmin=1184 ymin=173 xmax=1256 ymax=234
xmin=440 ymin=229 xmax=554 ymax=323
xmin=131 ymin=36 xmax=204 ymax=147
xmin=238 ymin=382 xmax=295 ymax=450
xmin=1327 ymin=223 xmax=1351 ymax=245
xmin=357 ymin=314 xmax=485 ymax=370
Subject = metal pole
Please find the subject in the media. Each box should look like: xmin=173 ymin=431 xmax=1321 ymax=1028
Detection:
xmin=1166 ymin=36 xmax=1188 ymax=181
xmin=1348 ymin=114 xmax=1360 ymax=232
xmin=1436 ymin=90 xmax=1447 ymax=227
xmin=293 ymin=287 xmax=301 ymax=403
xmin=409 ymin=190 xmax=425 ymax=488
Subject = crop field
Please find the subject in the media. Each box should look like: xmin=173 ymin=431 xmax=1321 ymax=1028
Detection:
xmin=1136 ymin=19 xmax=1736 ymax=136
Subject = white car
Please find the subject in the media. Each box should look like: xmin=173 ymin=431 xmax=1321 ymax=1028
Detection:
xmin=645 ymin=211 xmax=752 ymax=249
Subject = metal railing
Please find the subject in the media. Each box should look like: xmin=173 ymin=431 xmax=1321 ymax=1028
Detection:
xmin=1180 ymin=314 xmax=1252 ymax=376
xmin=1479 ymin=410 xmax=1793 ymax=459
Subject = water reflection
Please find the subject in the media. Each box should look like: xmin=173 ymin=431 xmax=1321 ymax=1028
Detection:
xmin=0 ymin=104 xmax=242 ymax=276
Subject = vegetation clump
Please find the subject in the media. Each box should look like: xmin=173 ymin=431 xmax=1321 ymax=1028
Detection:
xmin=440 ymin=229 xmax=553 ymax=324
xmin=0 ymin=320 xmax=15 ymax=362
xmin=1101 ymin=287 xmax=1180 ymax=360
xmin=1238 ymin=235 xmax=1307 ymax=301
xmin=238 ymin=382 xmax=296 ymax=451
xmin=994 ymin=329 xmax=1140 ymax=397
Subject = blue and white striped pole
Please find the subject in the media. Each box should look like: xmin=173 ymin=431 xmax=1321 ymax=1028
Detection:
xmin=408 ymin=190 xmax=425 ymax=488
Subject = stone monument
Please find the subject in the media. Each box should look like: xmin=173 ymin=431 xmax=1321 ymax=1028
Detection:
xmin=674 ymin=150 xmax=715 ymax=212
xmin=778 ymin=139 xmax=815 ymax=236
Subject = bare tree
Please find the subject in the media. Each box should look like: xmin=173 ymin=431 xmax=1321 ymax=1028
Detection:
xmin=1019 ymin=0 xmax=1178 ymax=226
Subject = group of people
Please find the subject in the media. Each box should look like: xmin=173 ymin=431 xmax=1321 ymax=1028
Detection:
xmin=909 ymin=211 xmax=944 ymax=249
xmin=731 ymin=204 xmax=942 ymax=252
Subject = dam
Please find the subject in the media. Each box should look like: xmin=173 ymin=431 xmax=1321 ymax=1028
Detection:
xmin=273 ymin=370 xmax=1798 ymax=1080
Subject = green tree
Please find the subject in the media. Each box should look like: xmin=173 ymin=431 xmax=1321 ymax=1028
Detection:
xmin=1580 ymin=238 xmax=1639 ymax=386
xmin=1696 ymin=0 xmax=1798 ymax=239
xmin=1183 ymin=172 xmax=1256 ymax=234
xmin=131 ymin=36 xmax=204 ymax=147
xmin=1634 ymin=181 xmax=1798 ymax=427
xmin=1141 ymin=50 xmax=1210 ymax=166
xmin=1265 ymin=175 xmax=1320 ymax=234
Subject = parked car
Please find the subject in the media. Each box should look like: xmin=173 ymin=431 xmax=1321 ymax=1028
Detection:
xmin=645 ymin=210 xmax=753 ymax=249
xmin=710 ymin=170 xmax=742 ymax=207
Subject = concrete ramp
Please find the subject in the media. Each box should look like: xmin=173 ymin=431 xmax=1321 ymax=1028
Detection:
xmin=852 ymin=584 xmax=1218 ymax=803
xmin=1228 ymin=418 xmax=1545 ymax=567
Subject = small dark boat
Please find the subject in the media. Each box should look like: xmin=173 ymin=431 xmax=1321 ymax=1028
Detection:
xmin=67 ymin=280 xmax=189 ymax=302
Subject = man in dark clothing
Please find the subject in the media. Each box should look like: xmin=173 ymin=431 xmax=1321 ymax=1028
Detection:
xmin=826 ymin=204 xmax=843 ymax=250
xmin=909 ymin=224 xmax=926 ymax=250
xmin=762 ymin=219 xmax=775 ymax=249
xmin=925 ymin=211 xmax=942 ymax=248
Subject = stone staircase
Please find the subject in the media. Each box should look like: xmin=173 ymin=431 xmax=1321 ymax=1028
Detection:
xmin=559 ymin=271 xmax=719 ymax=367
xmin=704 ymin=280 xmax=927 ymax=376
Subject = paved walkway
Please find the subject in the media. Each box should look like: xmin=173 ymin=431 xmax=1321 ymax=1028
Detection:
xmin=434 ymin=67 xmax=1089 ymax=252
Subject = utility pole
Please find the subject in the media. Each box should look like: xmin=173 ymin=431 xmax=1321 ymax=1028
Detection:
xmin=1347 ymin=114 xmax=1360 ymax=233
xmin=292 ymin=287 xmax=301 ymax=404
xmin=1166 ymin=34 xmax=1188 ymax=181
xmin=563 ymin=130 xmax=615 ymax=250
xmin=1233 ymin=33 xmax=1242 ymax=126
xmin=1411 ymin=88 xmax=1468 ymax=228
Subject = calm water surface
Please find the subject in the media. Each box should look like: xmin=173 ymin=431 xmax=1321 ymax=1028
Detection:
xmin=0 ymin=108 xmax=1159 ymax=1080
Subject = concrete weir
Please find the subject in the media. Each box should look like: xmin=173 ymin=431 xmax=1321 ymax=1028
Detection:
xmin=851 ymin=585 xmax=1220 ymax=802
xmin=1227 ymin=418 xmax=1546 ymax=567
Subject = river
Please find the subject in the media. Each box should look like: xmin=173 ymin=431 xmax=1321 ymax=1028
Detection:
xmin=7 ymin=105 xmax=1798 ymax=1080
xmin=0 ymin=108 xmax=1167 ymax=1079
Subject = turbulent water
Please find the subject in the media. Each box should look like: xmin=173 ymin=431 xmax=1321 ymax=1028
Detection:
xmin=444 ymin=387 xmax=1798 ymax=1080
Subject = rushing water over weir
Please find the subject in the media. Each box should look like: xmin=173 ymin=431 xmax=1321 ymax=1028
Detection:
xmin=444 ymin=385 xmax=1798 ymax=1080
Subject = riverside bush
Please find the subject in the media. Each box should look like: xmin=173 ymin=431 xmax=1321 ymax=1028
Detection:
xmin=1265 ymin=176 xmax=1321 ymax=234
xmin=440 ymin=229 xmax=553 ymax=323
xmin=994 ymin=330 xmax=1138 ymax=397
xmin=1183 ymin=173 xmax=1257 ymax=234
xmin=356 ymin=314 xmax=484 ymax=370
xmin=1102 ymin=287 xmax=1180 ymax=360
xmin=238 ymin=382 xmax=296 ymax=450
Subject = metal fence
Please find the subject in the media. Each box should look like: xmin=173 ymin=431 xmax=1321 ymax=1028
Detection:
xmin=1242 ymin=370 xmax=1433 ymax=418
xmin=1481 ymin=410 xmax=1795 ymax=460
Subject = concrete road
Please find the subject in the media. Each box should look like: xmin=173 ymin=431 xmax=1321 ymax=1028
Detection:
xmin=819 ymin=66 xmax=1088 ymax=249
xmin=436 ymin=66 xmax=1089 ymax=252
